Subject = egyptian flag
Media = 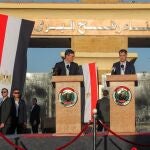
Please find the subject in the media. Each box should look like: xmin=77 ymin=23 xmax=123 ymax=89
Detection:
xmin=0 ymin=14 xmax=34 ymax=96
xmin=82 ymin=63 xmax=99 ymax=123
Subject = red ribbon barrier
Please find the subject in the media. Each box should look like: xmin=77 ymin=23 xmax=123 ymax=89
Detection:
xmin=56 ymin=122 xmax=91 ymax=150
xmin=99 ymin=120 xmax=150 ymax=147
xmin=0 ymin=132 xmax=25 ymax=150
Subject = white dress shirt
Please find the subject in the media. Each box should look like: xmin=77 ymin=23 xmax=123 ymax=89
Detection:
xmin=120 ymin=61 xmax=126 ymax=75
xmin=64 ymin=61 xmax=70 ymax=75
xmin=15 ymin=100 xmax=19 ymax=117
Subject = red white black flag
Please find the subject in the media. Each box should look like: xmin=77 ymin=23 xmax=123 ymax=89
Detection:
xmin=0 ymin=14 xmax=34 ymax=96
xmin=82 ymin=63 xmax=99 ymax=123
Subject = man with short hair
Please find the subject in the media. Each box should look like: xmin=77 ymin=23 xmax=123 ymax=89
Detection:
xmin=11 ymin=89 xmax=27 ymax=134
xmin=30 ymin=98 xmax=40 ymax=133
xmin=111 ymin=49 xmax=136 ymax=75
xmin=96 ymin=89 xmax=110 ymax=131
xmin=53 ymin=49 xmax=79 ymax=75
xmin=0 ymin=88 xmax=13 ymax=134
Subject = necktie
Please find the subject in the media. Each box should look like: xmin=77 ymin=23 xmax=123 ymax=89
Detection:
xmin=121 ymin=64 xmax=124 ymax=70
xmin=66 ymin=65 xmax=70 ymax=75
xmin=120 ymin=64 xmax=125 ymax=75
xmin=66 ymin=65 xmax=70 ymax=70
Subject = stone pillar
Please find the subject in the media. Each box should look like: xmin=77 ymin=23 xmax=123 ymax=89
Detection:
xmin=72 ymin=36 xmax=128 ymax=53
xmin=71 ymin=35 xmax=128 ymax=77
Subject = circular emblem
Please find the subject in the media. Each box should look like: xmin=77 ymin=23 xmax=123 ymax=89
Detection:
xmin=113 ymin=86 xmax=132 ymax=106
xmin=58 ymin=87 xmax=78 ymax=107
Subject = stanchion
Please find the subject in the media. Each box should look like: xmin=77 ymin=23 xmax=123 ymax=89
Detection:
xmin=93 ymin=108 xmax=97 ymax=150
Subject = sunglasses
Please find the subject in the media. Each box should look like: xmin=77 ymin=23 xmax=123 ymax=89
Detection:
xmin=13 ymin=92 xmax=20 ymax=94
xmin=1 ymin=91 xmax=7 ymax=93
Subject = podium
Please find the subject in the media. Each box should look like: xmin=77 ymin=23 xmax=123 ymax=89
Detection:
xmin=51 ymin=75 xmax=83 ymax=134
xmin=106 ymin=75 xmax=137 ymax=133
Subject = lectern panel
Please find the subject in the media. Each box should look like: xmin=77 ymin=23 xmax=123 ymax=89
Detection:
xmin=55 ymin=82 xmax=81 ymax=133
xmin=110 ymin=82 xmax=135 ymax=132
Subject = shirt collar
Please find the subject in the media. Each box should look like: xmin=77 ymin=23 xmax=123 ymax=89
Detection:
xmin=2 ymin=96 xmax=8 ymax=101
xmin=64 ymin=60 xmax=70 ymax=65
xmin=120 ymin=61 xmax=126 ymax=66
xmin=64 ymin=60 xmax=70 ymax=66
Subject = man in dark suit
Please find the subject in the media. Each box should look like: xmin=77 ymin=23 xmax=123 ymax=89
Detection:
xmin=53 ymin=49 xmax=79 ymax=75
xmin=111 ymin=49 xmax=136 ymax=75
xmin=30 ymin=98 xmax=40 ymax=133
xmin=0 ymin=88 xmax=13 ymax=134
xmin=11 ymin=89 xmax=27 ymax=134
xmin=96 ymin=90 xmax=110 ymax=131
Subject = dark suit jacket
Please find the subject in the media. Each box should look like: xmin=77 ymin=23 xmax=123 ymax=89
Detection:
xmin=96 ymin=97 xmax=110 ymax=123
xmin=111 ymin=61 xmax=136 ymax=75
xmin=30 ymin=104 xmax=40 ymax=125
xmin=53 ymin=61 xmax=79 ymax=75
xmin=12 ymin=99 xmax=27 ymax=124
xmin=0 ymin=97 xmax=13 ymax=125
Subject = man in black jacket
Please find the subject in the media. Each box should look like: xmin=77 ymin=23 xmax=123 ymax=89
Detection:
xmin=111 ymin=49 xmax=136 ymax=75
xmin=11 ymin=89 xmax=27 ymax=134
xmin=96 ymin=90 xmax=110 ymax=131
xmin=0 ymin=88 xmax=13 ymax=134
xmin=53 ymin=49 xmax=79 ymax=76
xmin=30 ymin=98 xmax=40 ymax=133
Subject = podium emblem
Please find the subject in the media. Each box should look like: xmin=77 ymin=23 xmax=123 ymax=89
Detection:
xmin=113 ymin=86 xmax=132 ymax=106
xmin=59 ymin=87 xmax=78 ymax=107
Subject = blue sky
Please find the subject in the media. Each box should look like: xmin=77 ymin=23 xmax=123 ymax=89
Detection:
xmin=129 ymin=48 xmax=150 ymax=73
xmin=27 ymin=47 xmax=150 ymax=73
xmin=27 ymin=48 xmax=64 ymax=73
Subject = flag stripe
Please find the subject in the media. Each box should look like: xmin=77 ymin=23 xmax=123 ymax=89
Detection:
xmin=82 ymin=63 xmax=98 ymax=123
xmin=89 ymin=63 xmax=98 ymax=116
xmin=82 ymin=64 xmax=91 ymax=123
xmin=0 ymin=14 xmax=8 ymax=64
xmin=0 ymin=15 xmax=21 ymax=93
xmin=0 ymin=14 xmax=34 ymax=96
xmin=11 ymin=19 xmax=34 ymax=93
xmin=0 ymin=16 xmax=21 ymax=74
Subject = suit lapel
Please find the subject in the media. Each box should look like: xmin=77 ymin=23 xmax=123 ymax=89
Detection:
xmin=117 ymin=62 xmax=121 ymax=74
xmin=31 ymin=104 xmax=36 ymax=112
xmin=125 ymin=61 xmax=129 ymax=74
xmin=69 ymin=62 xmax=72 ymax=75
xmin=62 ymin=61 xmax=66 ymax=75
xmin=0 ymin=97 xmax=8 ymax=106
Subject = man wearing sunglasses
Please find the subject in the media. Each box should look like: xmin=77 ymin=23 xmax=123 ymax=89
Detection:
xmin=0 ymin=88 xmax=13 ymax=134
xmin=11 ymin=89 xmax=27 ymax=134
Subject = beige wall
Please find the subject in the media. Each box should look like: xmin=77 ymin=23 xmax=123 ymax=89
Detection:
xmin=0 ymin=3 xmax=138 ymax=78
xmin=81 ymin=0 xmax=120 ymax=3
xmin=72 ymin=36 xmax=128 ymax=52
xmin=71 ymin=35 xmax=129 ymax=77
xmin=1 ymin=3 xmax=150 ymax=21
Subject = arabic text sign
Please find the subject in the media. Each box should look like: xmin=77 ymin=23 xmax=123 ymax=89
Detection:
xmin=33 ymin=19 xmax=150 ymax=36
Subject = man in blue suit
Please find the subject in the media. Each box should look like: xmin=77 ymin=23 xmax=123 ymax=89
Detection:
xmin=53 ymin=49 xmax=79 ymax=76
xmin=111 ymin=49 xmax=136 ymax=75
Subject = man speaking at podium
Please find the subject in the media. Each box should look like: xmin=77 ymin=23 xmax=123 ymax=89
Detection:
xmin=111 ymin=49 xmax=136 ymax=75
xmin=53 ymin=49 xmax=79 ymax=76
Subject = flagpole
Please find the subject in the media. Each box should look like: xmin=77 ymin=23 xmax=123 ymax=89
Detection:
xmin=93 ymin=108 xmax=97 ymax=150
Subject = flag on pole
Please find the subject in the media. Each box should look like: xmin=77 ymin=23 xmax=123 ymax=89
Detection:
xmin=82 ymin=63 xmax=99 ymax=123
xmin=0 ymin=14 xmax=34 ymax=96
